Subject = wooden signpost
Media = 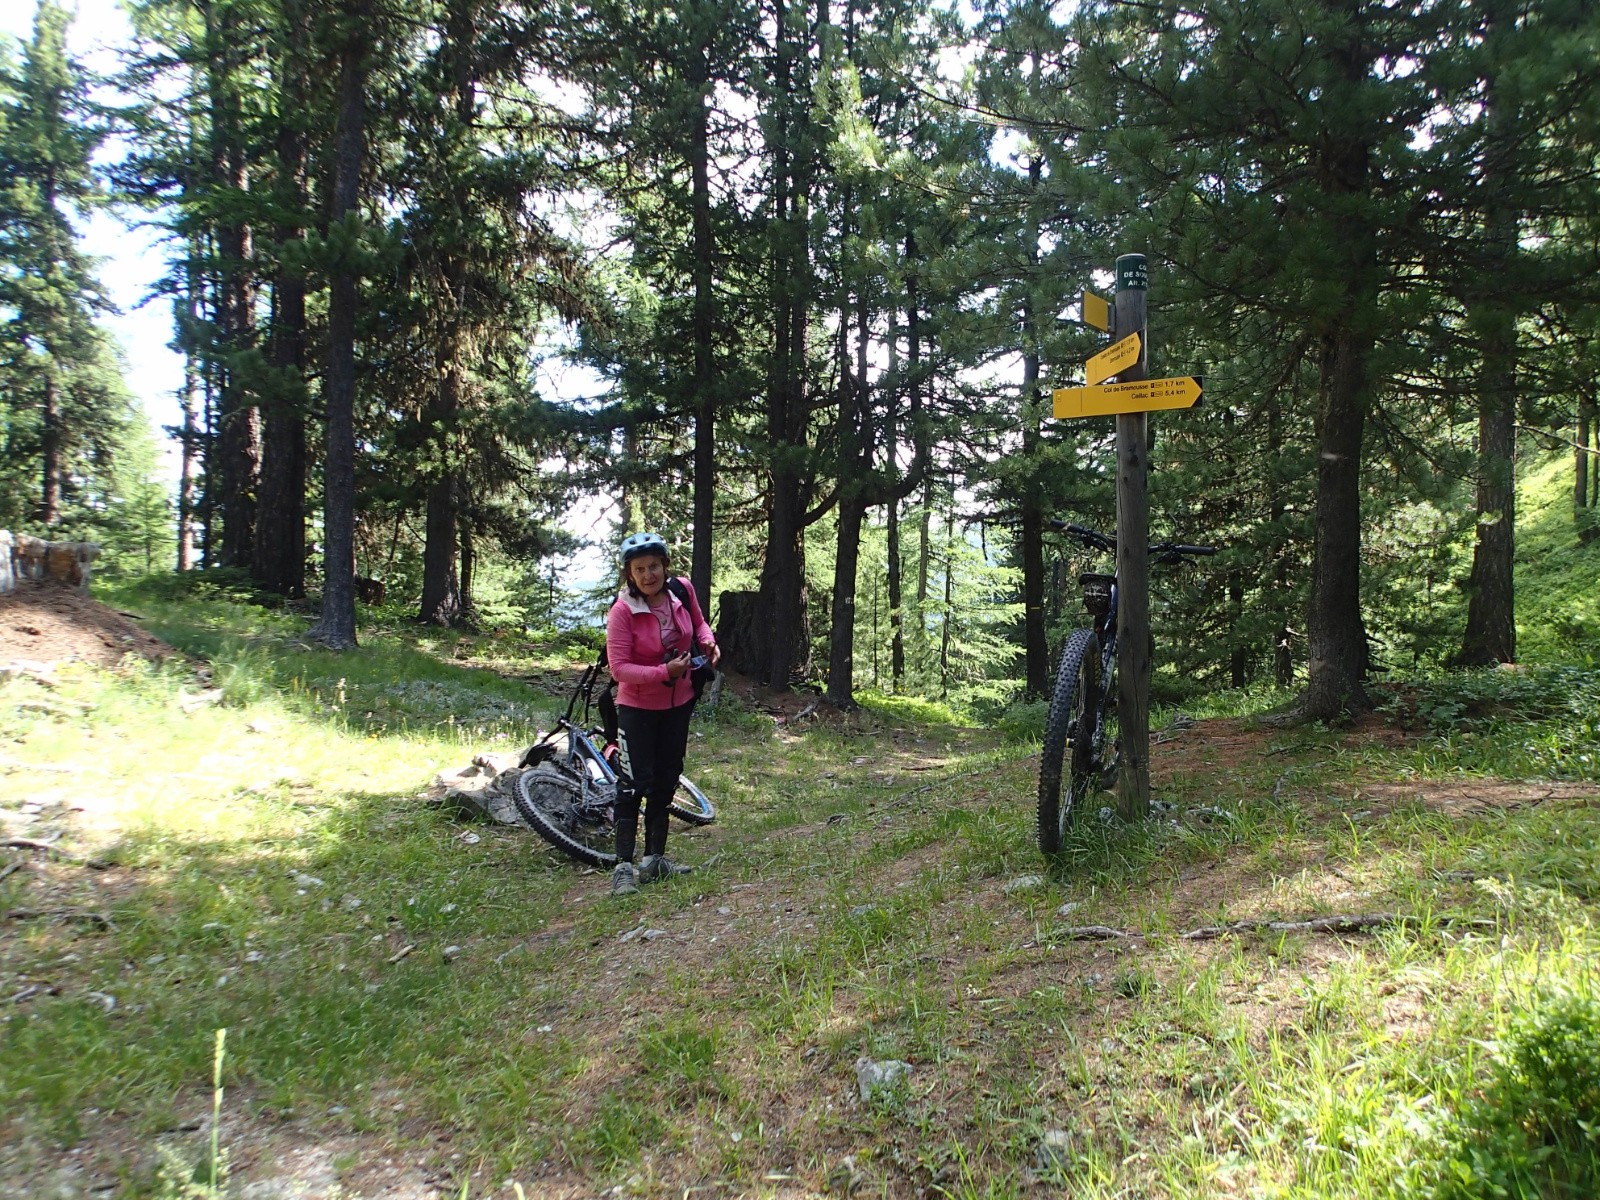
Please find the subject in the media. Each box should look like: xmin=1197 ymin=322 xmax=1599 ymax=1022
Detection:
xmin=1052 ymin=255 xmax=1202 ymax=820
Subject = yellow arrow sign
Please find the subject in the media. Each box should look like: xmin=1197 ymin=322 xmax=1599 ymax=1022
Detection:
xmin=1085 ymin=331 xmax=1141 ymax=386
xmin=1082 ymin=291 xmax=1113 ymax=333
xmin=1053 ymin=376 xmax=1203 ymax=419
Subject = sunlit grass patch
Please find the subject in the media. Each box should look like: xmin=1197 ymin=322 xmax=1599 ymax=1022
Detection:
xmin=7 ymin=574 xmax=1600 ymax=1198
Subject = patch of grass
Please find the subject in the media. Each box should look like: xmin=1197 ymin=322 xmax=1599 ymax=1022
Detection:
xmin=6 ymin=578 xmax=1600 ymax=1198
xmin=1376 ymin=666 xmax=1600 ymax=781
xmin=1514 ymin=451 xmax=1600 ymax=667
xmin=854 ymin=689 xmax=965 ymax=726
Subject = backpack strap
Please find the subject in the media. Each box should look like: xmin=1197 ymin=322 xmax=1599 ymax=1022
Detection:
xmin=666 ymin=576 xmax=707 ymax=634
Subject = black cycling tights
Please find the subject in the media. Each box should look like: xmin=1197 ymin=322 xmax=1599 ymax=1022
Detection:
xmin=614 ymin=700 xmax=695 ymax=862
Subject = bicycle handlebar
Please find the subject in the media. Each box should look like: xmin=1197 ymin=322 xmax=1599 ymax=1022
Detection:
xmin=1048 ymin=519 xmax=1217 ymax=562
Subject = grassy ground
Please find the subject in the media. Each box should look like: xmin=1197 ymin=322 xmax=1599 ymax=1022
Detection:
xmin=3 ymin=573 xmax=1600 ymax=1199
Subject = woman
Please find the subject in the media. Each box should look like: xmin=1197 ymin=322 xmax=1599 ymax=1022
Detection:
xmin=604 ymin=531 xmax=720 ymax=896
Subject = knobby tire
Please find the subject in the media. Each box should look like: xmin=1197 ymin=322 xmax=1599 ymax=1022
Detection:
xmin=513 ymin=762 xmax=618 ymax=869
xmin=670 ymin=777 xmax=716 ymax=825
xmin=1038 ymin=628 xmax=1099 ymax=856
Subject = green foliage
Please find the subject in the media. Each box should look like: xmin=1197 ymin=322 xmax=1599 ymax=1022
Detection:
xmin=1415 ymin=983 xmax=1600 ymax=1200
xmin=0 ymin=1 xmax=136 ymax=535
xmin=1515 ymin=453 xmax=1600 ymax=666
xmin=1377 ymin=667 xmax=1600 ymax=779
xmin=855 ymin=689 xmax=963 ymax=727
xmin=995 ymin=697 xmax=1048 ymax=743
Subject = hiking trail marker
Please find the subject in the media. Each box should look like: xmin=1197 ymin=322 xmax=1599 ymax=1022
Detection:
xmin=1081 ymin=290 xmax=1114 ymax=333
xmin=1084 ymin=331 xmax=1142 ymax=386
xmin=1049 ymin=254 xmax=1204 ymax=823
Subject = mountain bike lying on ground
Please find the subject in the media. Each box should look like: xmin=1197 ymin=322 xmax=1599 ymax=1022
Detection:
xmin=514 ymin=662 xmax=715 ymax=868
xmin=1037 ymin=520 xmax=1216 ymax=856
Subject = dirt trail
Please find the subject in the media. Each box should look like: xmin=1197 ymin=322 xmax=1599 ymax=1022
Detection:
xmin=0 ymin=580 xmax=175 ymax=669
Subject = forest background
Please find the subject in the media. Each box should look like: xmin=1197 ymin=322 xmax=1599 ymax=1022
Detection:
xmin=4 ymin=0 xmax=1600 ymax=720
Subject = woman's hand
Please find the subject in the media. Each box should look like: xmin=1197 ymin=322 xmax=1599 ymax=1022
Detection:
xmin=709 ymin=643 xmax=721 ymax=668
xmin=665 ymin=651 xmax=691 ymax=679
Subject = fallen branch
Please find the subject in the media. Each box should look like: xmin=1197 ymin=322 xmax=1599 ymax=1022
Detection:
xmin=387 ymin=944 xmax=416 ymax=964
xmin=1179 ymin=912 xmax=1499 ymax=941
xmin=881 ymin=765 xmax=994 ymax=811
xmin=1057 ymin=925 xmax=1136 ymax=941
xmin=3 ymin=838 xmax=111 ymax=870
xmin=1052 ymin=912 xmax=1503 ymax=944
xmin=5 ymin=836 xmax=60 ymax=852
xmin=0 ymin=861 xmax=24 ymax=883
xmin=7 ymin=983 xmax=58 ymax=1004
xmin=7 ymin=907 xmax=116 ymax=930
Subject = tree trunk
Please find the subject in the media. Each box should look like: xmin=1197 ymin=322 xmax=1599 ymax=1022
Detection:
xmin=824 ymin=290 xmax=869 ymax=708
xmin=1577 ymin=392 xmax=1591 ymax=519
xmin=688 ymin=36 xmax=716 ymax=610
xmin=1229 ymin=579 xmax=1247 ymax=688
xmin=177 ymin=244 xmax=204 ymax=571
xmin=205 ymin=0 xmax=260 ymax=567
xmin=917 ymin=475 xmax=932 ymax=605
xmin=1577 ymin=373 xmax=1596 ymax=545
xmin=887 ymin=496 xmax=904 ymax=689
xmin=253 ymin=267 xmax=308 ymax=597
xmin=1301 ymin=322 xmax=1373 ymax=717
xmin=308 ymin=16 xmax=365 ymax=650
xmin=420 ymin=473 xmax=462 ymax=625
xmin=756 ymin=0 xmax=812 ymax=689
xmin=39 ymin=371 xmax=61 ymax=526
xmin=1018 ymin=334 xmax=1047 ymax=700
xmin=938 ymin=506 xmax=954 ymax=699
xmin=827 ymin=493 xmax=866 ymax=705
xmin=460 ymin=519 xmax=475 ymax=614
xmin=418 ymin=0 xmax=478 ymax=628
xmin=1267 ymin=394 xmax=1294 ymax=686
xmin=1457 ymin=80 xmax=1518 ymax=666
xmin=1298 ymin=33 xmax=1377 ymax=722
xmin=252 ymin=17 xmax=310 ymax=599
xmin=1456 ymin=309 xmax=1517 ymax=664
xmin=1019 ymin=153 xmax=1049 ymax=700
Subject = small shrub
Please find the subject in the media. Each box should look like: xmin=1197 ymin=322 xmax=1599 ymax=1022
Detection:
xmin=995 ymin=698 xmax=1048 ymax=743
xmin=1416 ymin=983 xmax=1600 ymax=1199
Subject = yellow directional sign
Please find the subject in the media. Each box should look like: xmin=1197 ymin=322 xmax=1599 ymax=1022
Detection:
xmin=1053 ymin=375 xmax=1203 ymax=419
xmin=1085 ymin=331 xmax=1141 ymax=386
xmin=1081 ymin=291 xmax=1113 ymax=333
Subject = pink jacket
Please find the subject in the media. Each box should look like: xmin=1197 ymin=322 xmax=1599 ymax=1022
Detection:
xmin=606 ymin=578 xmax=715 ymax=710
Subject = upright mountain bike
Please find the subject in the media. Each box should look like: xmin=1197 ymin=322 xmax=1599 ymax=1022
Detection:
xmin=514 ymin=663 xmax=715 ymax=868
xmin=1037 ymin=521 xmax=1216 ymax=856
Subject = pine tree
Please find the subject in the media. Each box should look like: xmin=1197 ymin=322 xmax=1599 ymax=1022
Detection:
xmin=0 ymin=0 xmax=119 ymax=531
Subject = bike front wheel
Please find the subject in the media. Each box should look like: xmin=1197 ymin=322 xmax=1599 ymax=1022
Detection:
xmin=1038 ymin=628 xmax=1104 ymax=856
xmin=513 ymin=763 xmax=619 ymax=869
xmin=670 ymin=776 xmax=716 ymax=825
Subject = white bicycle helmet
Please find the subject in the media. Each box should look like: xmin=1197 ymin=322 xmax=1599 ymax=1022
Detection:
xmin=619 ymin=531 xmax=669 ymax=563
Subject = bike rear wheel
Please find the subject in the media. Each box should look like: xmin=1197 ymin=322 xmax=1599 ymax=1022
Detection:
xmin=513 ymin=763 xmax=619 ymax=868
xmin=670 ymin=776 xmax=716 ymax=825
xmin=1038 ymin=628 xmax=1100 ymax=856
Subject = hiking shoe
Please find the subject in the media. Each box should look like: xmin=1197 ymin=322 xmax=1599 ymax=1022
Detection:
xmin=610 ymin=862 xmax=639 ymax=896
xmin=638 ymin=854 xmax=692 ymax=884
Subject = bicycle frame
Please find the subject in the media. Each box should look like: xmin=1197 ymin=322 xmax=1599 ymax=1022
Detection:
xmin=519 ymin=660 xmax=609 ymax=785
xmin=1036 ymin=520 xmax=1216 ymax=854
